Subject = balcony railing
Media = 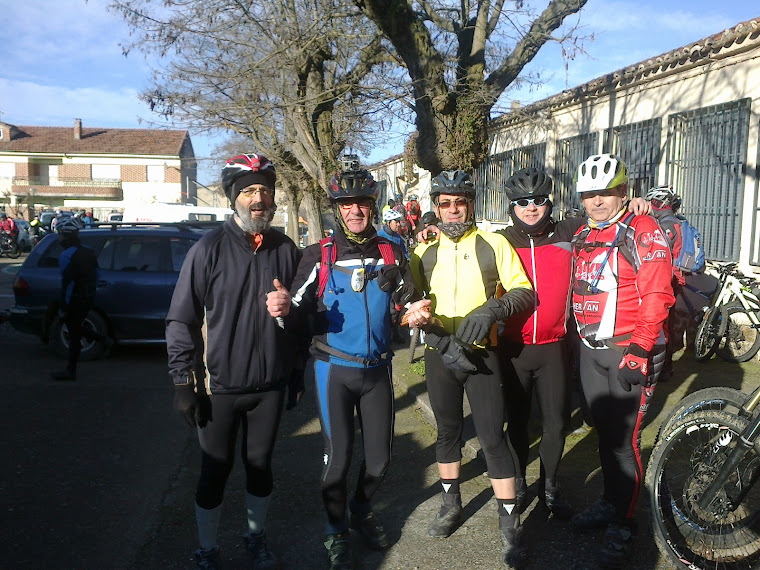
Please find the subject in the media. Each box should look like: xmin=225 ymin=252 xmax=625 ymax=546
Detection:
xmin=12 ymin=177 xmax=122 ymax=189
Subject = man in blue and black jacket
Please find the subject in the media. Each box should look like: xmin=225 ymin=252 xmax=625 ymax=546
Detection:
xmin=270 ymin=157 xmax=428 ymax=570
xmin=166 ymin=153 xmax=301 ymax=570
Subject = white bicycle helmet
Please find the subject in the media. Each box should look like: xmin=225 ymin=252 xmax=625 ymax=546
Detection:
xmin=383 ymin=209 xmax=403 ymax=222
xmin=645 ymin=186 xmax=678 ymax=208
xmin=575 ymin=154 xmax=629 ymax=193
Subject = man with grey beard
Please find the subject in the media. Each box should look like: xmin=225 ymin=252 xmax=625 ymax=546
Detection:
xmin=166 ymin=154 xmax=301 ymax=570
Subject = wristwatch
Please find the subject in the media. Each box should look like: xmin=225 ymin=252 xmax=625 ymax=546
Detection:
xmin=172 ymin=372 xmax=192 ymax=386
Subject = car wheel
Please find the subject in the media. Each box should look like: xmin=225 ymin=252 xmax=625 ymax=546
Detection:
xmin=50 ymin=310 xmax=111 ymax=361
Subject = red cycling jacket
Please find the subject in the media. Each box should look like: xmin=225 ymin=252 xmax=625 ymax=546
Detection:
xmin=499 ymin=218 xmax=582 ymax=345
xmin=0 ymin=218 xmax=17 ymax=236
xmin=572 ymin=214 xmax=675 ymax=351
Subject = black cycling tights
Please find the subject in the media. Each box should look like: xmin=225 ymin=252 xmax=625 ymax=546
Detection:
xmin=503 ymin=341 xmax=568 ymax=482
xmin=425 ymin=347 xmax=516 ymax=479
xmin=195 ymin=390 xmax=285 ymax=510
xmin=579 ymin=343 xmax=664 ymax=520
xmin=312 ymin=359 xmax=394 ymax=526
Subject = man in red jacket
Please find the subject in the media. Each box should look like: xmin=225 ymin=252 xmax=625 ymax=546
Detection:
xmin=570 ymin=154 xmax=674 ymax=569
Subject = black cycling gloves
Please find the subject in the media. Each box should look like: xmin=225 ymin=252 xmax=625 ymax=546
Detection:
xmin=426 ymin=331 xmax=478 ymax=374
xmin=456 ymin=298 xmax=501 ymax=346
xmin=173 ymin=383 xmax=212 ymax=428
xmin=617 ymin=343 xmax=650 ymax=392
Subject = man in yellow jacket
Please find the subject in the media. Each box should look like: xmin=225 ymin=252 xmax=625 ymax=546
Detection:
xmin=407 ymin=170 xmax=534 ymax=568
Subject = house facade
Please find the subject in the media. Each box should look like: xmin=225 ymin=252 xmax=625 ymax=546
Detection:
xmin=370 ymin=18 xmax=760 ymax=273
xmin=0 ymin=119 xmax=197 ymax=220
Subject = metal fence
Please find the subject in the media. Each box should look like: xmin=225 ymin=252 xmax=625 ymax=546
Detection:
xmin=604 ymin=118 xmax=662 ymax=197
xmin=554 ymin=133 xmax=599 ymax=218
xmin=474 ymin=143 xmax=546 ymax=223
xmin=666 ymin=99 xmax=750 ymax=262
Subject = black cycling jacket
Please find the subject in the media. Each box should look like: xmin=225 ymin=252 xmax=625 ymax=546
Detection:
xmin=166 ymin=218 xmax=301 ymax=394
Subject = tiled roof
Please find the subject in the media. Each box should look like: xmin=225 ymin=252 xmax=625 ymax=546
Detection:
xmin=492 ymin=17 xmax=760 ymax=127
xmin=0 ymin=123 xmax=191 ymax=157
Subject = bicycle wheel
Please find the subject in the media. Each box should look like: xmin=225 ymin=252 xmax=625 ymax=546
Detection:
xmin=716 ymin=305 xmax=760 ymax=363
xmin=7 ymin=243 xmax=21 ymax=258
xmin=655 ymin=386 xmax=748 ymax=442
xmin=646 ymin=410 xmax=760 ymax=569
xmin=409 ymin=327 xmax=420 ymax=363
xmin=694 ymin=305 xmax=721 ymax=361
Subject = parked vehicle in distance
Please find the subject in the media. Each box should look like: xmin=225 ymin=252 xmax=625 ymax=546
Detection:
xmin=106 ymin=212 xmax=123 ymax=222
xmin=10 ymin=222 xmax=213 ymax=360
xmin=121 ymin=203 xmax=232 ymax=223
xmin=14 ymin=219 xmax=32 ymax=251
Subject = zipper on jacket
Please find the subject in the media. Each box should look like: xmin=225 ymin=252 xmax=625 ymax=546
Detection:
xmin=530 ymin=236 xmax=538 ymax=344
xmin=361 ymin=253 xmax=371 ymax=367
xmin=453 ymin=242 xmax=458 ymax=333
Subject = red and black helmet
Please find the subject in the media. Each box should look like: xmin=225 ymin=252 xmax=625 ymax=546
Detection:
xmin=221 ymin=153 xmax=276 ymax=204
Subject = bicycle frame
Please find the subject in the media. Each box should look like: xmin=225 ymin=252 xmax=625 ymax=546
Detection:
xmin=696 ymin=385 xmax=760 ymax=511
xmin=702 ymin=263 xmax=760 ymax=334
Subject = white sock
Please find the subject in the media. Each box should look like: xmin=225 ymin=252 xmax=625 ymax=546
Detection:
xmin=195 ymin=502 xmax=222 ymax=551
xmin=246 ymin=492 xmax=272 ymax=535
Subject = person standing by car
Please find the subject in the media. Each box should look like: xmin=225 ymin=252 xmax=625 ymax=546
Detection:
xmin=166 ymin=153 xmax=301 ymax=570
xmin=409 ymin=170 xmax=534 ymax=568
xmin=276 ymin=159 xmax=426 ymax=570
xmin=570 ymin=154 xmax=674 ymax=568
xmin=49 ymin=216 xmax=98 ymax=381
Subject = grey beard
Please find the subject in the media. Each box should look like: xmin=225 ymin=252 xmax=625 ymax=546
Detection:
xmin=439 ymin=220 xmax=474 ymax=241
xmin=236 ymin=201 xmax=274 ymax=233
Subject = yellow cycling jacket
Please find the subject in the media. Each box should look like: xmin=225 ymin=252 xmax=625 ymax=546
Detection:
xmin=411 ymin=227 xmax=533 ymax=336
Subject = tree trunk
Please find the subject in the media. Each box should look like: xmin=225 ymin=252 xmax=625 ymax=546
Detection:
xmin=301 ymin=192 xmax=324 ymax=246
xmin=279 ymin=187 xmax=301 ymax=244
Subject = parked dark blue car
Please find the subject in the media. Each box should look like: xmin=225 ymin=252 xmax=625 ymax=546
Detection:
xmin=10 ymin=223 xmax=213 ymax=360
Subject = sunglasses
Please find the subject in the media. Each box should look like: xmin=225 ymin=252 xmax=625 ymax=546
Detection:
xmin=338 ymin=198 xmax=374 ymax=210
xmin=511 ymin=196 xmax=549 ymax=208
xmin=437 ymin=198 xmax=471 ymax=210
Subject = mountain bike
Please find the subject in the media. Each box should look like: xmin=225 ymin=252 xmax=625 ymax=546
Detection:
xmin=0 ymin=233 xmax=21 ymax=258
xmin=694 ymin=262 xmax=760 ymax=363
xmin=646 ymin=384 xmax=760 ymax=569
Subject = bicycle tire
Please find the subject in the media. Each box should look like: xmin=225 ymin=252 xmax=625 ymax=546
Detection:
xmin=409 ymin=327 xmax=420 ymax=363
xmin=715 ymin=305 xmax=760 ymax=363
xmin=694 ymin=305 xmax=721 ymax=361
xmin=646 ymin=410 xmax=760 ymax=569
xmin=655 ymin=386 xmax=748 ymax=442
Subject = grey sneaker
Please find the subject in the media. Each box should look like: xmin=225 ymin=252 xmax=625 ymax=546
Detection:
xmin=427 ymin=494 xmax=463 ymax=538
xmin=324 ymin=532 xmax=353 ymax=570
xmin=571 ymin=498 xmax=617 ymax=530
xmin=244 ymin=531 xmax=280 ymax=569
xmin=350 ymin=510 xmax=390 ymax=551
xmin=195 ymin=546 xmax=222 ymax=570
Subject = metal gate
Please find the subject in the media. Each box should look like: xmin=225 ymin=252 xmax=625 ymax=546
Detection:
xmin=474 ymin=143 xmax=546 ymax=222
xmin=604 ymin=118 xmax=662 ymax=197
xmin=666 ymin=99 xmax=750 ymax=262
xmin=554 ymin=133 xmax=599 ymax=218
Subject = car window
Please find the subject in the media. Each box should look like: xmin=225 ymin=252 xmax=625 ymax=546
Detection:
xmin=38 ymin=240 xmax=64 ymax=268
xmin=168 ymin=237 xmax=197 ymax=272
xmin=111 ymin=236 xmax=163 ymax=272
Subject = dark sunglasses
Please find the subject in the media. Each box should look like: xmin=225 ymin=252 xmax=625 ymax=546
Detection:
xmin=511 ymin=196 xmax=549 ymax=208
xmin=437 ymin=197 xmax=471 ymax=210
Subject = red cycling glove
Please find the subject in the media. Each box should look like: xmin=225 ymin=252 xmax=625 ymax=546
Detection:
xmin=617 ymin=343 xmax=650 ymax=392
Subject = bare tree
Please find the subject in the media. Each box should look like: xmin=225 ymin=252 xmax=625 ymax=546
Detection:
xmin=353 ymin=0 xmax=590 ymax=173
xmin=111 ymin=0 xmax=390 ymax=244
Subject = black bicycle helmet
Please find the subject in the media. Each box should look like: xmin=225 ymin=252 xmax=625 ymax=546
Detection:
xmin=421 ymin=211 xmax=438 ymax=226
xmin=504 ymin=167 xmax=553 ymax=201
xmin=326 ymin=167 xmax=378 ymax=202
xmin=430 ymin=170 xmax=475 ymax=200
xmin=221 ymin=154 xmax=276 ymax=204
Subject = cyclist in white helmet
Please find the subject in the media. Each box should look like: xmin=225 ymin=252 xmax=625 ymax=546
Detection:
xmin=570 ymin=154 xmax=674 ymax=568
xmin=378 ymin=208 xmax=409 ymax=259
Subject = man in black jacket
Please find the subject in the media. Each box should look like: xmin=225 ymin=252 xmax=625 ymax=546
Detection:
xmin=166 ymin=154 xmax=301 ymax=570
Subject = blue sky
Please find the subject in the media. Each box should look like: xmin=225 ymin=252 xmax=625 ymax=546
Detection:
xmin=1 ymin=1 xmax=757 ymax=184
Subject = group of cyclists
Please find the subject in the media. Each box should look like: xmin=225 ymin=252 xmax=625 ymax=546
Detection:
xmin=167 ymin=150 xmax=685 ymax=569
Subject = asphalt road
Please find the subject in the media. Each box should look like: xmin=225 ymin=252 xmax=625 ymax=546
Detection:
xmin=0 ymin=255 xmax=702 ymax=569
